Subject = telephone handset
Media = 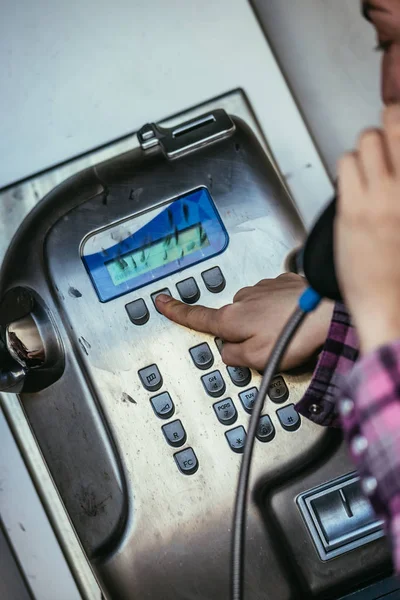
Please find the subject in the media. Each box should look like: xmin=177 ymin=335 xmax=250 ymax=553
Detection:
xmin=302 ymin=196 xmax=341 ymax=301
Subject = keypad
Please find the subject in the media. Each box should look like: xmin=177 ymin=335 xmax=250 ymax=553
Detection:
xmin=162 ymin=419 xmax=187 ymax=447
xmin=151 ymin=288 xmax=172 ymax=313
xmin=268 ymin=376 xmax=289 ymax=403
xmin=201 ymin=370 xmax=226 ymax=398
xmin=276 ymin=404 xmax=301 ymax=431
xmin=239 ymin=387 xmax=258 ymax=413
xmin=190 ymin=343 xmax=214 ymax=370
xmin=136 ymin=255 xmax=293 ymax=468
xmin=125 ymin=298 xmax=150 ymax=326
xmin=150 ymin=392 xmax=175 ymax=419
xmin=176 ymin=277 xmax=200 ymax=304
xmin=256 ymin=415 xmax=275 ymax=442
xmin=213 ymin=398 xmax=237 ymax=426
xmin=201 ymin=266 xmax=226 ymax=293
xmin=174 ymin=448 xmax=199 ymax=475
xmin=225 ymin=426 xmax=247 ymax=453
xmin=138 ymin=364 xmax=163 ymax=392
xmin=227 ymin=366 xmax=251 ymax=387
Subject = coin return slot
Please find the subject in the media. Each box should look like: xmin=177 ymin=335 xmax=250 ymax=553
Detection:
xmin=297 ymin=474 xmax=384 ymax=560
xmin=172 ymin=115 xmax=216 ymax=138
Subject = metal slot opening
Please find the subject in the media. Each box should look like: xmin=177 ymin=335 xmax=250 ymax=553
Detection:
xmin=172 ymin=115 xmax=216 ymax=138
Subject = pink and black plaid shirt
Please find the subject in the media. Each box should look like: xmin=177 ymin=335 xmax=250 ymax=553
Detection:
xmin=297 ymin=303 xmax=400 ymax=571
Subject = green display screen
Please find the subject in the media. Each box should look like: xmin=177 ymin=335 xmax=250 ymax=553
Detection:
xmin=106 ymin=223 xmax=209 ymax=286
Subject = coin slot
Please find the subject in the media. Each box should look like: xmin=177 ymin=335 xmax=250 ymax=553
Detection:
xmin=172 ymin=115 xmax=216 ymax=138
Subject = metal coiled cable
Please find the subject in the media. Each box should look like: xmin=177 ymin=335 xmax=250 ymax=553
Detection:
xmin=231 ymin=288 xmax=321 ymax=600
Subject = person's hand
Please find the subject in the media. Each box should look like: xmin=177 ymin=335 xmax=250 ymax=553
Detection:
xmin=156 ymin=273 xmax=333 ymax=371
xmin=336 ymin=104 xmax=400 ymax=354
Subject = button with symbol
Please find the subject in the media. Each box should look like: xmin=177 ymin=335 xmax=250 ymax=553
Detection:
xmin=256 ymin=415 xmax=275 ymax=443
xmin=276 ymin=404 xmax=301 ymax=432
xmin=268 ymin=376 xmax=289 ymax=403
xmin=189 ymin=343 xmax=214 ymax=370
xmin=213 ymin=398 xmax=237 ymax=425
xmin=201 ymin=370 xmax=226 ymax=398
xmin=138 ymin=364 xmax=163 ymax=392
xmin=150 ymin=392 xmax=175 ymax=419
xmin=225 ymin=426 xmax=247 ymax=453
xmin=239 ymin=387 xmax=258 ymax=414
xmin=174 ymin=447 xmax=199 ymax=475
xmin=162 ymin=419 xmax=187 ymax=447
xmin=227 ymin=366 xmax=251 ymax=387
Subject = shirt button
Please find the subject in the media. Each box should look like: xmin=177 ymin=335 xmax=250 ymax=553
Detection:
xmin=351 ymin=435 xmax=368 ymax=457
xmin=309 ymin=403 xmax=322 ymax=415
xmin=339 ymin=398 xmax=354 ymax=418
xmin=361 ymin=476 xmax=378 ymax=496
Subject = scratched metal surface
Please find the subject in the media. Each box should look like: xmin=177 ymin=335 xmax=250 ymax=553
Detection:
xmin=0 ymin=92 xmax=332 ymax=600
xmin=0 ymin=91 xmax=273 ymax=600
xmin=1 ymin=108 xmax=331 ymax=600
xmin=0 ymin=92 xmax=271 ymax=262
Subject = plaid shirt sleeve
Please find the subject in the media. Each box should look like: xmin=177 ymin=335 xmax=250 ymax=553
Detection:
xmin=296 ymin=302 xmax=359 ymax=426
xmin=338 ymin=341 xmax=400 ymax=572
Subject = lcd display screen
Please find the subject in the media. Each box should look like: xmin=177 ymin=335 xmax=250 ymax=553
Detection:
xmin=105 ymin=223 xmax=209 ymax=286
xmin=82 ymin=187 xmax=228 ymax=302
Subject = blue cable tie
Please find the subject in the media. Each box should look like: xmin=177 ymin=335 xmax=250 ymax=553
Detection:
xmin=298 ymin=287 xmax=322 ymax=313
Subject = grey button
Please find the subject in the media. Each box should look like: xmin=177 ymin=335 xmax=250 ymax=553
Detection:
xmin=189 ymin=343 xmax=214 ymax=370
xmin=268 ymin=376 xmax=289 ymax=403
xmin=225 ymin=426 xmax=247 ymax=453
xmin=256 ymin=415 xmax=275 ymax=442
xmin=201 ymin=266 xmax=226 ymax=293
xmin=174 ymin=447 xmax=198 ymax=475
xmin=276 ymin=404 xmax=301 ymax=431
xmin=151 ymin=288 xmax=172 ymax=313
xmin=201 ymin=370 xmax=226 ymax=398
xmin=162 ymin=419 xmax=187 ymax=447
xmin=239 ymin=387 xmax=258 ymax=413
xmin=138 ymin=364 xmax=163 ymax=392
xmin=227 ymin=366 xmax=251 ymax=387
xmin=125 ymin=298 xmax=150 ymax=325
xmin=176 ymin=277 xmax=200 ymax=304
xmin=213 ymin=398 xmax=237 ymax=425
xmin=215 ymin=337 xmax=224 ymax=354
xmin=150 ymin=392 xmax=175 ymax=419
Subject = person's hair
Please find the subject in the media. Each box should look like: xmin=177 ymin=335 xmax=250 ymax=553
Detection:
xmin=362 ymin=1 xmax=373 ymax=22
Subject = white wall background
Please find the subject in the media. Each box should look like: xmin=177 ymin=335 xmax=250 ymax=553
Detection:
xmin=253 ymin=0 xmax=382 ymax=177
xmin=0 ymin=0 xmax=328 ymax=191
xmin=0 ymin=1 xmax=382 ymax=188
